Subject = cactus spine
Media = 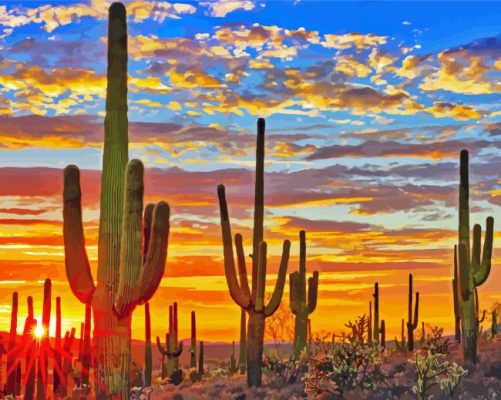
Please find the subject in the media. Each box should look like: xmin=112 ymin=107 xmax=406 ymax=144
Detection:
xmin=218 ymin=118 xmax=291 ymax=387
xmin=373 ymin=283 xmax=379 ymax=345
xmin=144 ymin=302 xmax=152 ymax=387
xmin=407 ymin=274 xmax=419 ymax=351
xmin=290 ymin=230 xmax=319 ymax=359
xmin=239 ymin=308 xmax=246 ymax=374
xmin=190 ymin=310 xmax=196 ymax=369
xmin=62 ymin=4 xmax=170 ymax=397
xmin=6 ymin=292 xmax=18 ymax=396
xmin=456 ymin=149 xmax=494 ymax=364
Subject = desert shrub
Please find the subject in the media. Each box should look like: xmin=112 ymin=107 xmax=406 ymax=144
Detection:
xmin=301 ymin=337 xmax=385 ymax=397
xmin=425 ymin=326 xmax=450 ymax=355
xmin=262 ymin=355 xmax=303 ymax=385
xmin=409 ymin=349 xmax=467 ymax=400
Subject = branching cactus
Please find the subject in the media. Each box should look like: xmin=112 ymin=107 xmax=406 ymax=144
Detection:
xmin=62 ymin=3 xmax=170 ymax=397
xmin=217 ymin=118 xmax=291 ymax=387
xmin=407 ymin=274 xmax=420 ymax=351
xmin=395 ymin=318 xmax=406 ymax=352
xmin=145 ymin=302 xmax=152 ymax=387
xmin=455 ymin=149 xmax=494 ymax=364
xmin=290 ymin=230 xmax=319 ymax=359
xmin=373 ymin=283 xmax=379 ymax=345
xmin=190 ymin=310 xmax=196 ymax=369
xmin=156 ymin=303 xmax=183 ymax=379
xmin=452 ymin=251 xmax=461 ymax=343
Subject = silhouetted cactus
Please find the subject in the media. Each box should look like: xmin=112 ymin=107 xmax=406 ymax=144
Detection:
xmin=156 ymin=303 xmax=183 ymax=379
xmin=217 ymin=118 xmax=291 ymax=387
xmin=60 ymin=328 xmax=76 ymax=396
xmin=372 ymin=283 xmax=379 ymax=345
xmin=290 ymin=230 xmax=319 ymax=359
xmin=54 ymin=296 xmax=62 ymax=395
xmin=407 ymin=274 xmax=419 ymax=351
xmin=239 ymin=308 xmax=246 ymax=374
xmin=492 ymin=310 xmax=498 ymax=337
xmin=190 ymin=310 xmax=196 ymax=369
xmin=455 ymin=149 xmax=494 ymax=364
xmin=6 ymin=291 xmax=18 ymax=396
xmin=380 ymin=320 xmax=386 ymax=349
xmin=23 ymin=295 xmax=36 ymax=400
xmin=420 ymin=321 xmax=425 ymax=347
xmin=62 ymin=4 xmax=170 ymax=397
xmin=198 ymin=340 xmax=204 ymax=376
xmin=475 ymin=288 xmax=486 ymax=335
xmin=368 ymin=301 xmax=372 ymax=344
xmin=145 ymin=302 xmax=152 ymax=387
xmin=453 ymin=251 xmax=461 ymax=343
xmin=229 ymin=341 xmax=238 ymax=374
xmin=395 ymin=318 xmax=406 ymax=352
xmin=37 ymin=278 xmax=51 ymax=400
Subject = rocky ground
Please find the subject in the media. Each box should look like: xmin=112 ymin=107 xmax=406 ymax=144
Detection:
xmin=138 ymin=341 xmax=501 ymax=400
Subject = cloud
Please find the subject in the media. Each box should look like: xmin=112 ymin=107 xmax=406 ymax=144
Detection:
xmin=321 ymin=33 xmax=387 ymax=50
xmin=426 ymin=102 xmax=482 ymax=121
xmin=201 ymin=0 xmax=257 ymax=18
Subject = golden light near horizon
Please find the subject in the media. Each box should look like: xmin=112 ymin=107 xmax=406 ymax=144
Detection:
xmin=34 ymin=322 xmax=44 ymax=339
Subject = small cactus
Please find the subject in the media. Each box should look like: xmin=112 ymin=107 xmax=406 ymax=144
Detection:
xmin=156 ymin=302 xmax=183 ymax=379
xmin=407 ymin=274 xmax=419 ymax=351
xmin=380 ymin=320 xmax=386 ymax=349
xmin=373 ymin=283 xmax=379 ymax=345
xmin=395 ymin=318 xmax=406 ymax=352
xmin=190 ymin=310 xmax=196 ymax=369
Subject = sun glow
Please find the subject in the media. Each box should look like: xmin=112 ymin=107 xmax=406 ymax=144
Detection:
xmin=34 ymin=323 xmax=44 ymax=339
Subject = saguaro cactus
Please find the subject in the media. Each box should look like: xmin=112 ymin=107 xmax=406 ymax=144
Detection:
xmin=62 ymin=3 xmax=170 ymax=398
xmin=456 ymin=149 xmax=494 ymax=364
xmin=230 ymin=341 xmax=238 ymax=374
xmin=218 ymin=118 xmax=291 ymax=387
xmin=198 ymin=341 xmax=204 ymax=376
xmin=380 ymin=320 xmax=386 ymax=349
xmin=23 ymin=296 xmax=36 ymax=400
xmin=373 ymin=283 xmax=379 ymax=345
xmin=156 ymin=304 xmax=183 ymax=379
xmin=190 ymin=310 xmax=196 ymax=369
xmin=54 ymin=296 xmax=62 ymax=394
xmin=407 ymin=274 xmax=419 ymax=351
xmin=491 ymin=310 xmax=498 ymax=337
xmin=290 ymin=230 xmax=319 ymax=359
xmin=452 ymin=250 xmax=461 ymax=343
xmin=37 ymin=278 xmax=51 ymax=400
xmin=6 ymin=292 xmax=18 ymax=396
xmin=145 ymin=302 xmax=152 ymax=387
xmin=395 ymin=318 xmax=406 ymax=352
xmin=60 ymin=328 xmax=76 ymax=396
xmin=239 ymin=308 xmax=246 ymax=374
xmin=368 ymin=301 xmax=372 ymax=344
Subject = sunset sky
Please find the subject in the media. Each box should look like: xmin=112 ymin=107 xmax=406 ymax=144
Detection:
xmin=0 ymin=0 xmax=499 ymax=345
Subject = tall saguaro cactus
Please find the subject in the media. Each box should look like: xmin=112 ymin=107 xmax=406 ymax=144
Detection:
xmin=63 ymin=3 xmax=170 ymax=398
xmin=190 ymin=310 xmax=196 ymax=369
xmin=290 ymin=230 xmax=319 ymax=359
xmin=54 ymin=296 xmax=62 ymax=395
xmin=406 ymin=274 xmax=419 ymax=351
xmin=144 ymin=302 xmax=152 ymax=387
xmin=456 ymin=149 xmax=494 ymax=364
xmin=239 ymin=308 xmax=246 ymax=374
xmin=218 ymin=118 xmax=291 ymax=387
xmin=37 ymin=278 xmax=51 ymax=400
xmin=82 ymin=303 xmax=92 ymax=385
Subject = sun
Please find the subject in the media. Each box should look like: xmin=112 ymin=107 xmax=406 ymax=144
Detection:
xmin=34 ymin=323 xmax=44 ymax=339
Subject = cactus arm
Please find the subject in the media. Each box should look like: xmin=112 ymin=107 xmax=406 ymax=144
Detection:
xmin=255 ymin=241 xmax=267 ymax=313
xmin=63 ymin=165 xmax=95 ymax=305
xmin=143 ymin=203 xmax=154 ymax=261
xmin=166 ymin=341 xmax=183 ymax=358
xmin=235 ymin=234 xmax=252 ymax=301
xmin=217 ymin=184 xmax=252 ymax=309
xmin=290 ymin=272 xmax=299 ymax=314
xmin=458 ymin=242 xmax=471 ymax=301
xmin=471 ymin=224 xmax=481 ymax=268
xmin=298 ymin=230 xmax=307 ymax=303
xmin=114 ymin=160 xmax=144 ymax=317
xmin=135 ymin=201 xmax=170 ymax=304
xmin=411 ymin=292 xmax=419 ymax=329
xmin=474 ymin=216 xmax=494 ymax=287
xmin=459 ymin=149 xmax=470 ymax=254
xmin=307 ymin=271 xmax=319 ymax=315
xmin=264 ymin=240 xmax=291 ymax=317
xmin=156 ymin=336 xmax=167 ymax=355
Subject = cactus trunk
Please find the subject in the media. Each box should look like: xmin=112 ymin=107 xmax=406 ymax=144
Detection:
xmin=239 ymin=308 xmax=246 ymax=374
xmin=23 ymin=296 xmax=36 ymax=400
xmin=198 ymin=341 xmax=204 ymax=375
xmin=190 ymin=310 xmax=196 ymax=369
xmin=37 ymin=279 xmax=51 ymax=400
xmin=54 ymin=296 xmax=62 ymax=394
xmin=373 ymin=283 xmax=379 ymax=345
xmin=82 ymin=303 xmax=92 ymax=385
xmin=145 ymin=302 xmax=152 ymax=387
xmin=247 ymin=311 xmax=265 ymax=387
xmin=407 ymin=274 xmax=419 ymax=351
